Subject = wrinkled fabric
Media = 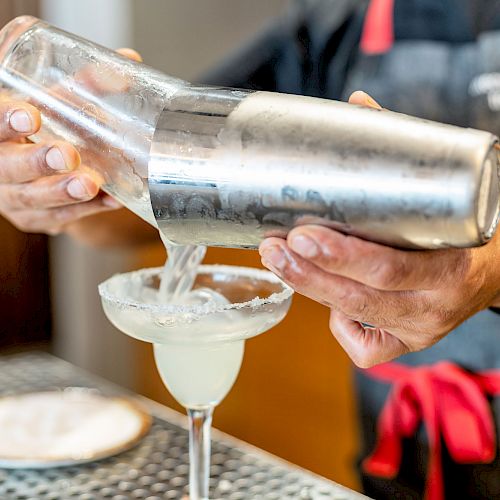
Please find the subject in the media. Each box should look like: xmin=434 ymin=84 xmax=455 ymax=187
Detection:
xmin=356 ymin=311 xmax=500 ymax=500
xmin=361 ymin=362 xmax=500 ymax=500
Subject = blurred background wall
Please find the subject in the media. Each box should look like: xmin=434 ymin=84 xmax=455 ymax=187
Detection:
xmin=0 ymin=0 xmax=360 ymax=491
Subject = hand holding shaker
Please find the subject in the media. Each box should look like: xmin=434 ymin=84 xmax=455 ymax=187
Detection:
xmin=0 ymin=16 xmax=498 ymax=249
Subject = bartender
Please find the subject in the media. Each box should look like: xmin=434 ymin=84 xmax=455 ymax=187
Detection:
xmin=0 ymin=0 xmax=499 ymax=498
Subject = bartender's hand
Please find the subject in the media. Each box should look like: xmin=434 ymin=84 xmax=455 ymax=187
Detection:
xmin=0 ymin=48 xmax=155 ymax=243
xmin=0 ymin=99 xmax=113 ymax=235
xmin=259 ymin=90 xmax=500 ymax=368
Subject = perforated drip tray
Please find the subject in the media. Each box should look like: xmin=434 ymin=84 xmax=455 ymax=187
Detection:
xmin=0 ymin=352 xmax=369 ymax=500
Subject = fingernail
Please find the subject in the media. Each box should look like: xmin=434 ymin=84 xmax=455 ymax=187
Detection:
xmin=46 ymin=147 xmax=68 ymax=171
xmin=365 ymin=95 xmax=382 ymax=109
xmin=103 ymin=196 xmax=122 ymax=209
xmin=118 ymin=48 xmax=143 ymax=62
xmin=261 ymin=246 xmax=287 ymax=272
xmin=10 ymin=110 xmax=33 ymax=133
xmin=67 ymin=178 xmax=91 ymax=200
xmin=289 ymin=234 xmax=319 ymax=258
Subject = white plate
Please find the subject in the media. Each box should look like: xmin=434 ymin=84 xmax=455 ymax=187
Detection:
xmin=0 ymin=389 xmax=151 ymax=468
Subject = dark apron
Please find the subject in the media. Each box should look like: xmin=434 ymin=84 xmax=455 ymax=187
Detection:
xmin=202 ymin=1 xmax=500 ymax=498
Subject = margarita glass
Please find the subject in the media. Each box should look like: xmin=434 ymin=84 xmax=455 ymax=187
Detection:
xmin=99 ymin=265 xmax=293 ymax=499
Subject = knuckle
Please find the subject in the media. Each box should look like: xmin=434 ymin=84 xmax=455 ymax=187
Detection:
xmin=338 ymin=289 xmax=369 ymax=318
xmin=31 ymin=147 xmax=51 ymax=176
xmin=0 ymin=146 xmax=50 ymax=182
xmin=279 ymin=256 xmax=306 ymax=284
xmin=371 ymin=259 xmax=405 ymax=289
xmin=319 ymin=244 xmax=342 ymax=269
xmin=14 ymin=187 xmax=37 ymax=209
xmin=321 ymin=233 xmax=360 ymax=268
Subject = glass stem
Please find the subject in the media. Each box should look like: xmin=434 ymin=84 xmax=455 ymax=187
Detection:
xmin=187 ymin=406 xmax=214 ymax=500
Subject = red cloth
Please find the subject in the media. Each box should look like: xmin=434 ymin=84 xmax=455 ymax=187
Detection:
xmin=361 ymin=362 xmax=500 ymax=500
xmin=361 ymin=0 xmax=395 ymax=54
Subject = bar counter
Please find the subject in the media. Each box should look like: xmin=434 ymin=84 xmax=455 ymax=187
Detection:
xmin=0 ymin=352 xmax=369 ymax=500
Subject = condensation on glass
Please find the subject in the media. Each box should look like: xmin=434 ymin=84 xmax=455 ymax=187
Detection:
xmin=0 ymin=16 xmax=499 ymax=249
xmin=0 ymin=15 xmax=183 ymax=225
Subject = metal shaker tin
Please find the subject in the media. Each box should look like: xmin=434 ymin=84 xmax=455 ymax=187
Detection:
xmin=149 ymin=87 xmax=500 ymax=249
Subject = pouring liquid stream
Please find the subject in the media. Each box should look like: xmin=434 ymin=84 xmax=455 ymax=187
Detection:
xmin=158 ymin=233 xmax=207 ymax=302
xmin=154 ymin=234 xmax=243 ymax=411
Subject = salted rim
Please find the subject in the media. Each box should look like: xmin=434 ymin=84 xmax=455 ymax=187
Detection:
xmin=98 ymin=264 xmax=294 ymax=315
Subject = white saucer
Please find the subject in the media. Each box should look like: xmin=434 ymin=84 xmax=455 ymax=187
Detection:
xmin=0 ymin=389 xmax=151 ymax=468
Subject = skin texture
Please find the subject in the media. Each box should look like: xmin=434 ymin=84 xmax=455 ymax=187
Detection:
xmin=259 ymin=91 xmax=500 ymax=368
xmin=0 ymin=48 xmax=157 ymax=246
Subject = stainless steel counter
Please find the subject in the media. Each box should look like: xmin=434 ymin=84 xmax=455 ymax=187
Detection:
xmin=0 ymin=352 xmax=369 ymax=500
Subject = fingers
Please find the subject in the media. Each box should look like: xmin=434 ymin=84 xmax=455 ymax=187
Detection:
xmin=260 ymin=236 xmax=380 ymax=311
xmin=286 ymin=226 xmax=465 ymax=291
xmin=9 ymin=196 xmax=120 ymax=235
xmin=259 ymin=236 xmax=430 ymax=330
xmin=0 ymin=101 xmax=41 ymax=141
xmin=348 ymin=90 xmax=382 ymax=109
xmin=259 ymin=236 xmax=445 ymax=365
xmin=329 ymin=309 xmax=410 ymax=368
xmin=116 ymin=48 xmax=143 ymax=62
xmin=0 ymin=172 xmax=100 ymax=210
xmin=0 ymin=141 xmax=81 ymax=183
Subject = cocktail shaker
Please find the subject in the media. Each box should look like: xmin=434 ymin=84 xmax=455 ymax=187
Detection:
xmin=0 ymin=16 xmax=498 ymax=249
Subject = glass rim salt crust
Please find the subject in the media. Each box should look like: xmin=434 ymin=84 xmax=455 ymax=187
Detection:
xmin=99 ymin=264 xmax=293 ymax=315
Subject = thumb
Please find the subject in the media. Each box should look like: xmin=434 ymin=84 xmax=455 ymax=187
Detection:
xmin=348 ymin=90 xmax=382 ymax=109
